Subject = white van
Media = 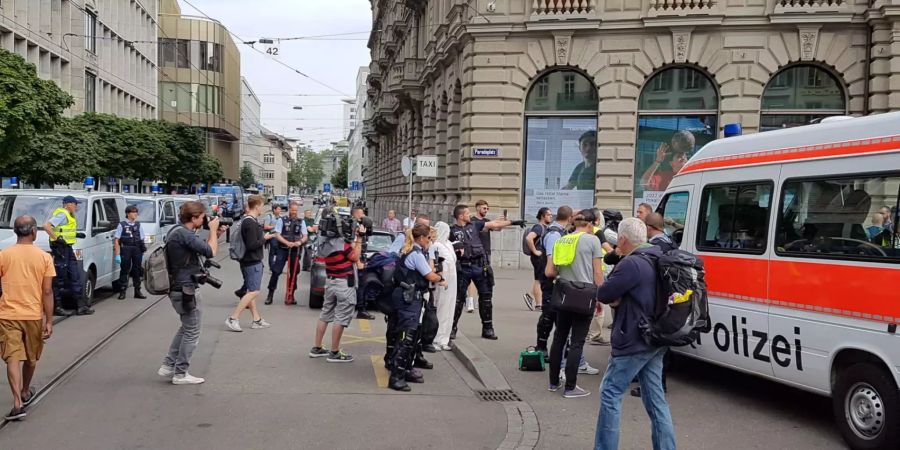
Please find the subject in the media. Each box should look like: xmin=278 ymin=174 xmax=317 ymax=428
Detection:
xmin=123 ymin=195 xmax=177 ymax=246
xmin=657 ymin=112 xmax=900 ymax=450
xmin=0 ymin=190 xmax=126 ymax=303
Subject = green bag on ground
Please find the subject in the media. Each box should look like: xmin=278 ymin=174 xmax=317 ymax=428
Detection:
xmin=518 ymin=347 xmax=545 ymax=371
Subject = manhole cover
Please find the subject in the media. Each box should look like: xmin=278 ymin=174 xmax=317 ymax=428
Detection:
xmin=475 ymin=389 xmax=522 ymax=402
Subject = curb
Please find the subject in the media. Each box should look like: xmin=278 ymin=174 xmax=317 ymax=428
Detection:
xmin=452 ymin=332 xmax=541 ymax=450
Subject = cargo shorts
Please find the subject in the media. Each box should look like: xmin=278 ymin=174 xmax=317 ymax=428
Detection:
xmin=0 ymin=319 xmax=44 ymax=362
xmin=320 ymin=277 xmax=356 ymax=327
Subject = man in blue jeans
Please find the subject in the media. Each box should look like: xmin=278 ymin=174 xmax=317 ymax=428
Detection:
xmin=594 ymin=218 xmax=675 ymax=450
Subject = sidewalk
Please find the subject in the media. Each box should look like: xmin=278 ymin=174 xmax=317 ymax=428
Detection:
xmin=454 ymin=269 xmax=844 ymax=450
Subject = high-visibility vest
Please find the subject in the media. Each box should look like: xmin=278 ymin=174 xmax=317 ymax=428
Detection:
xmin=592 ymin=226 xmax=608 ymax=274
xmin=50 ymin=208 xmax=77 ymax=245
xmin=552 ymin=232 xmax=584 ymax=266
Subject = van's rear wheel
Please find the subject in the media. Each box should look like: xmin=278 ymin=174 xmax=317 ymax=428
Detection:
xmin=82 ymin=270 xmax=96 ymax=306
xmin=833 ymin=363 xmax=900 ymax=450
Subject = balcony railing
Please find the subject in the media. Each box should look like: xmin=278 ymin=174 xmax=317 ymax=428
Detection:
xmin=773 ymin=0 xmax=848 ymax=14
xmin=647 ymin=0 xmax=718 ymax=17
xmin=530 ymin=0 xmax=598 ymax=21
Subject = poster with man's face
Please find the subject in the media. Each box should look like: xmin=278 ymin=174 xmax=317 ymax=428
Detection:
xmin=633 ymin=115 xmax=717 ymax=213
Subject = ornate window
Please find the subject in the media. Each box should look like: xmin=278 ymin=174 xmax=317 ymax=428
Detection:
xmin=761 ymin=65 xmax=846 ymax=131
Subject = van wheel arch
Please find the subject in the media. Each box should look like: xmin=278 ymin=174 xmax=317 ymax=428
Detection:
xmin=831 ymin=349 xmax=900 ymax=449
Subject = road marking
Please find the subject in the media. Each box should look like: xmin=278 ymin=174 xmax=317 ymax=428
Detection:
xmin=341 ymin=333 xmax=386 ymax=345
xmin=358 ymin=319 xmax=371 ymax=334
xmin=370 ymin=355 xmax=389 ymax=388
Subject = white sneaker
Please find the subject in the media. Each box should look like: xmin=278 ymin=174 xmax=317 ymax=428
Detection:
xmin=157 ymin=365 xmax=174 ymax=377
xmin=439 ymin=344 xmax=453 ymax=351
xmin=578 ymin=362 xmax=601 ymax=375
xmin=172 ymin=373 xmax=205 ymax=385
xmin=225 ymin=317 xmax=242 ymax=332
xmin=250 ymin=318 xmax=271 ymax=329
xmin=466 ymin=296 xmax=475 ymax=313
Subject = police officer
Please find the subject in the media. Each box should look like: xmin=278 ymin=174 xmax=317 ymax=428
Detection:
xmin=42 ymin=196 xmax=92 ymax=316
xmin=451 ymin=203 xmax=521 ymax=340
xmin=114 ymin=205 xmax=148 ymax=300
xmin=388 ymin=223 xmax=447 ymax=392
xmin=266 ymin=202 xmax=308 ymax=305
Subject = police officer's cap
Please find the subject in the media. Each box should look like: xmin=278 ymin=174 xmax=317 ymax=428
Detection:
xmin=62 ymin=195 xmax=82 ymax=205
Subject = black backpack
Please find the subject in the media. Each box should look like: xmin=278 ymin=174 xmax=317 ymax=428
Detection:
xmin=521 ymin=224 xmax=547 ymax=256
xmin=640 ymin=248 xmax=710 ymax=347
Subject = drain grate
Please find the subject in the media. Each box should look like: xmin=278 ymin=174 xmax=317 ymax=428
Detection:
xmin=475 ymin=389 xmax=522 ymax=402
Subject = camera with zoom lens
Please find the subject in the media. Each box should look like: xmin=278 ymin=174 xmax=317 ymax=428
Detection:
xmin=191 ymin=258 xmax=223 ymax=289
xmin=202 ymin=215 xmax=234 ymax=230
xmin=320 ymin=210 xmax=363 ymax=243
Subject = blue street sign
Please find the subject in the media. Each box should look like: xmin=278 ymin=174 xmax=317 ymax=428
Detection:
xmin=473 ymin=147 xmax=499 ymax=157
xmin=323 ymin=183 xmax=332 ymax=193
xmin=9 ymin=177 xmax=18 ymax=186
xmin=123 ymin=185 xmax=130 ymax=193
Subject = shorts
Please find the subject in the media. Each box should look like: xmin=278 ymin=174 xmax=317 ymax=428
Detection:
xmin=530 ymin=254 xmax=546 ymax=280
xmin=0 ymin=319 xmax=44 ymax=362
xmin=320 ymin=277 xmax=356 ymax=327
xmin=240 ymin=262 xmax=264 ymax=292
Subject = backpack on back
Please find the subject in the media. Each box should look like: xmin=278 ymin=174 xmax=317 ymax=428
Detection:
xmin=641 ymin=248 xmax=710 ymax=347
xmin=521 ymin=224 xmax=547 ymax=256
xmin=228 ymin=216 xmax=252 ymax=261
xmin=143 ymin=227 xmax=180 ymax=295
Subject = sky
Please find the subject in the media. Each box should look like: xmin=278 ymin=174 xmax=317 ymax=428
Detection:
xmin=180 ymin=0 xmax=372 ymax=150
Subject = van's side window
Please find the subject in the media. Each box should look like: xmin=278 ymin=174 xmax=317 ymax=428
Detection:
xmin=657 ymin=192 xmax=689 ymax=248
xmin=697 ymin=182 xmax=773 ymax=254
xmin=91 ymin=200 xmax=105 ymax=230
xmin=102 ymin=199 xmax=120 ymax=228
xmin=775 ymin=173 xmax=900 ymax=262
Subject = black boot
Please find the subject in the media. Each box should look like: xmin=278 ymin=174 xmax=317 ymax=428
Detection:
xmin=388 ymin=330 xmax=416 ymax=392
xmin=478 ymin=295 xmax=498 ymax=340
xmin=414 ymin=353 xmax=433 ymax=370
xmin=117 ymin=290 xmax=126 ymax=300
xmin=133 ymin=288 xmax=147 ymax=299
xmin=383 ymin=328 xmax=398 ymax=370
xmin=265 ymin=290 xmax=274 ymax=305
xmin=357 ymin=309 xmax=375 ymax=320
xmin=405 ymin=367 xmax=425 ymax=383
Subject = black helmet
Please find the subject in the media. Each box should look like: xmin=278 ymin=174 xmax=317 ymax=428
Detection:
xmin=602 ymin=209 xmax=623 ymax=231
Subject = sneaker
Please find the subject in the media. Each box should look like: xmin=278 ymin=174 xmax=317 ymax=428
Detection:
xmin=630 ymin=387 xmax=642 ymax=398
xmin=4 ymin=406 xmax=26 ymax=420
xmin=308 ymin=347 xmax=330 ymax=358
xmin=578 ymin=362 xmax=601 ymax=375
xmin=465 ymin=296 xmax=475 ymax=313
xmin=548 ymin=383 xmax=561 ymax=392
xmin=589 ymin=336 xmax=611 ymax=346
xmin=157 ymin=365 xmax=175 ymax=377
xmin=439 ymin=344 xmax=453 ymax=351
xmin=225 ymin=317 xmax=242 ymax=332
xmin=564 ymin=385 xmax=591 ymax=398
xmin=327 ymin=350 xmax=354 ymax=363
xmin=172 ymin=373 xmax=205 ymax=385
xmin=523 ymin=293 xmax=534 ymax=311
xmin=250 ymin=318 xmax=271 ymax=329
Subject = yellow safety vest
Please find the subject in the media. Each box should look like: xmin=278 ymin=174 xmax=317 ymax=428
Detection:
xmin=50 ymin=208 xmax=77 ymax=245
xmin=591 ymin=226 xmax=607 ymax=273
xmin=552 ymin=232 xmax=584 ymax=266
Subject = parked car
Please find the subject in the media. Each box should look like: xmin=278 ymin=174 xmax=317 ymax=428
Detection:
xmin=124 ymin=195 xmax=178 ymax=246
xmin=0 ymin=190 xmax=126 ymax=305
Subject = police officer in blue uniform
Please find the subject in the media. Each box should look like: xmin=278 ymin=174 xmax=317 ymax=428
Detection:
xmin=114 ymin=205 xmax=147 ymax=300
xmin=266 ymin=202 xmax=308 ymax=305
xmin=450 ymin=204 xmax=521 ymax=340
xmin=388 ymin=223 xmax=447 ymax=392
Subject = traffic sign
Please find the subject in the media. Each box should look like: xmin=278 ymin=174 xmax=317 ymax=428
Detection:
xmin=401 ymin=156 xmax=413 ymax=177
xmin=416 ymin=156 xmax=438 ymax=177
xmin=323 ymin=183 xmax=332 ymax=193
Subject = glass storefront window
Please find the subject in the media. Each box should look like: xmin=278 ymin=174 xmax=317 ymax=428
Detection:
xmin=635 ymin=67 xmax=718 ymax=214
xmin=523 ymin=70 xmax=598 ymax=219
xmin=761 ymin=65 xmax=846 ymax=131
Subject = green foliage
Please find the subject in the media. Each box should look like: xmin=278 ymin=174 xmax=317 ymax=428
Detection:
xmin=14 ymin=116 xmax=101 ymax=186
xmin=0 ymin=49 xmax=73 ymax=167
xmin=331 ymin=154 xmax=348 ymax=189
xmin=239 ymin=163 xmax=257 ymax=189
xmin=290 ymin=150 xmax=325 ymax=191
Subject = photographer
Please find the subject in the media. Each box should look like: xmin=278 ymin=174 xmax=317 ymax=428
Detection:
xmin=159 ymin=201 xmax=224 ymax=385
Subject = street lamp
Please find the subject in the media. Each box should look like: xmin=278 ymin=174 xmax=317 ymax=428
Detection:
xmin=293 ymin=106 xmax=303 ymax=110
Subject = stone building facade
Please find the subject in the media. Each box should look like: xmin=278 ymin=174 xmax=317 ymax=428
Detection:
xmin=365 ymin=0 xmax=900 ymax=266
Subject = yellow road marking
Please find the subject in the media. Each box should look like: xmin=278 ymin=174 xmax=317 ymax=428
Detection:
xmin=370 ymin=355 xmax=389 ymax=388
xmin=341 ymin=333 xmax=386 ymax=345
xmin=358 ymin=319 xmax=371 ymax=334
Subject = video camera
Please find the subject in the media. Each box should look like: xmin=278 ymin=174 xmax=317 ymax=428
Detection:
xmin=191 ymin=257 xmax=223 ymax=289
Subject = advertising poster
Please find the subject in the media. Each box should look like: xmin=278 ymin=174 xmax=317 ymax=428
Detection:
xmin=633 ymin=115 xmax=717 ymax=213
xmin=523 ymin=117 xmax=598 ymax=219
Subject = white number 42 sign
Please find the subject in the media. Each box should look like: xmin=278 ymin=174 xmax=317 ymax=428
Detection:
xmin=259 ymin=38 xmax=280 ymax=56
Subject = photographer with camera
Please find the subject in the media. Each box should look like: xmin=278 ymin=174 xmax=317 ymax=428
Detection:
xmin=308 ymin=208 xmax=364 ymax=363
xmin=158 ymin=201 xmax=225 ymax=385
xmin=226 ymin=195 xmax=273 ymax=332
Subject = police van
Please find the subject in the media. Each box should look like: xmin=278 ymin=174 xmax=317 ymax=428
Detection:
xmin=656 ymin=112 xmax=900 ymax=449
xmin=0 ymin=190 xmax=126 ymax=303
xmin=124 ymin=195 xmax=177 ymax=246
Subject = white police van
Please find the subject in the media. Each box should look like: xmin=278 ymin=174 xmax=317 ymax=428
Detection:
xmin=0 ymin=190 xmax=126 ymax=303
xmin=124 ymin=195 xmax=178 ymax=246
xmin=657 ymin=112 xmax=900 ymax=449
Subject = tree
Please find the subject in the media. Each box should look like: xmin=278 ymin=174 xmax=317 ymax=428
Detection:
xmin=239 ymin=163 xmax=257 ymax=189
xmin=331 ymin=154 xmax=349 ymax=189
xmin=14 ymin=116 xmax=101 ymax=186
xmin=291 ymin=150 xmax=324 ymax=192
xmin=0 ymin=49 xmax=73 ymax=169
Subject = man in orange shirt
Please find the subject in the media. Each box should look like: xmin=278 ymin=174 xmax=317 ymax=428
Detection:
xmin=0 ymin=216 xmax=55 ymax=420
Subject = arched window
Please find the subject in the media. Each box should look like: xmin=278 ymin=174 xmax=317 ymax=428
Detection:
xmin=760 ymin=65 xmax=846 ymax=131
xmin=523 ymin=70 xmax=598 ymax=218
xmin=635 ymin=67 xmax=718 ymax=213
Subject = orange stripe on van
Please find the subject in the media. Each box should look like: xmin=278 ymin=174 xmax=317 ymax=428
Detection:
xmin=701 ymin=254 xmax=900 ymax=325
xmin=680 ymin=135 xmax=900 ymax=175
